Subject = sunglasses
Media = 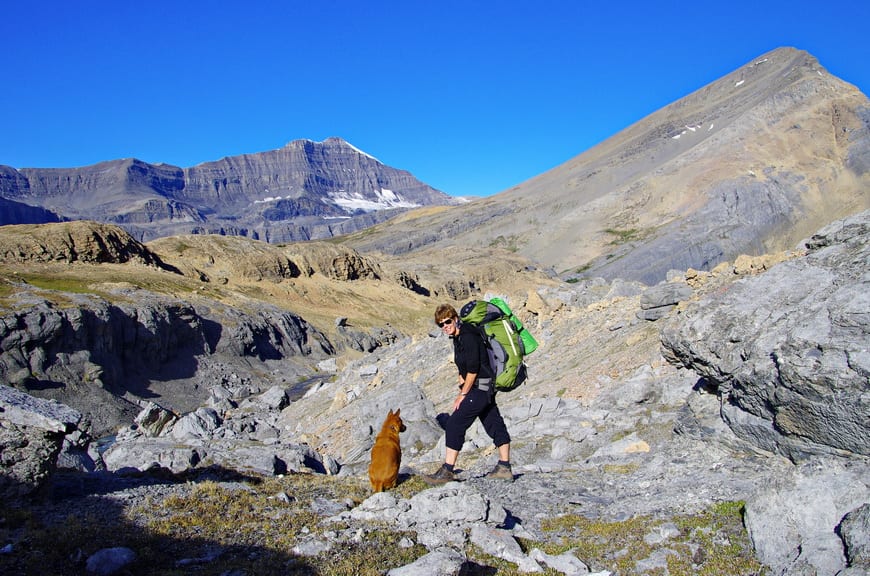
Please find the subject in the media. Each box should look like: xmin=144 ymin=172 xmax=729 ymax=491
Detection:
xmin=437 ymin=318 xmax=454 ymax=328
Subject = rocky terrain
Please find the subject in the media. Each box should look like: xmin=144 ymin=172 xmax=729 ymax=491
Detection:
xmin=1 ymin=45 xmax=869 ymax=576
xmin=0 ymin=210 xmax=867 ymax=575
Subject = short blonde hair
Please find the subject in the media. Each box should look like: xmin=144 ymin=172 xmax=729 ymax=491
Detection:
xmin=435 ymin=303 xmax=457 ymax=324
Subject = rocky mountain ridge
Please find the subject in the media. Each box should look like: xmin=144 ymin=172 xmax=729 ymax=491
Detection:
xmin=340 ymin=47 xmax=870 ymax=285
xmin=0 ymin=137 xmax=459 ymax=243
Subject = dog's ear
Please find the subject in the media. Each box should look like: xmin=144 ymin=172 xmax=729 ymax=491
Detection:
xmin=394 ymin=408 xmax=401 ymax=417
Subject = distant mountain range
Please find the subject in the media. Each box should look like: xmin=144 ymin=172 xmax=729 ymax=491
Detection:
xmin=2 ymin=47 xmax=868 ymax=286
xmin=0 ymin=137 xmax=461 ymax=242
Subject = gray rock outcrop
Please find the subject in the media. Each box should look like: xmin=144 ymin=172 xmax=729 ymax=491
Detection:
xmin=100 ymin=384 xmax=340 ymax=477
xmin=743 ymin=458 xmax=869 ymax=576
xmin=661 ymin=209 xmax=870 ymax=460
xmin=0 ymin=384 xmax=82 ymax=498
xmin=0 ymin=289 xmax=333 ymax=436
xmin=840 ymin=504 xmax=870 ymax=571
xmin=636 ymin=281 xmax=693 ymax=321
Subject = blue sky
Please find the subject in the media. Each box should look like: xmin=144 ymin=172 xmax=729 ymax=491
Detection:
xmin=2 ymin=1 xmax=868 ymax=198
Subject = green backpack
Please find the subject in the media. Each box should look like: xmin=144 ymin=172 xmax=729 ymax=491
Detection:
xmin=459 ymin=297 xmax=538 ymax=392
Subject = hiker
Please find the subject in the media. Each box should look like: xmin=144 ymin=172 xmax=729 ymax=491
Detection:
xmin=423 ymin=303 xmax=513 ymax=484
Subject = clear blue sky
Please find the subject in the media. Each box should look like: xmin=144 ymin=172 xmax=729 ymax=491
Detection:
xmin=2 ymin=1 xmax=868 ymax=198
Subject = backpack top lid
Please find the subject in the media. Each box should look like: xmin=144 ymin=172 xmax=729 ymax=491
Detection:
xmin=460 ymin=300 xmax=504 ymax=326
xmin=459 ymin=300 xmax=477 ymax=319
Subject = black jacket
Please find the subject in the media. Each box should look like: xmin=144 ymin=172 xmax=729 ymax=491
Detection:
xmin=452 ymin=322 xmax=494 ymax=381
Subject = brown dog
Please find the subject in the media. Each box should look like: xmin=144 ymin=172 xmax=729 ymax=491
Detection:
xmin=368 ymin=408 xmax=406 ymax=492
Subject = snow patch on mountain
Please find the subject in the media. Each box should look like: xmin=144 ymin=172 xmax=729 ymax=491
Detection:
xmin=329 ymin=188 xmax=421 ymax=213
xmin=253 ymin=196 xmax=284 ymax=204
xmin=343 ymin=142 xmax=380 ymax=162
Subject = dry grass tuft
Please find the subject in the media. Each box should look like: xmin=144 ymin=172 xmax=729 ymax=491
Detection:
xmin=537 ymin=501 xmax=764 ymax=576
xmin=0 ymin=471 xmax=425 ymax=576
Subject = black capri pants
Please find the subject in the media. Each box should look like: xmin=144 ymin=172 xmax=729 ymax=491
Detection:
xmin=445 ymin=386 xmax=511 ymax=451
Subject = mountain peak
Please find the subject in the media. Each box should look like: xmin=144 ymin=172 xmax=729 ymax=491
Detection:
xmin=281 ymin=137 xmax=381 ymax=163
xmin=339 ymin=47 xmax=870 ymax=285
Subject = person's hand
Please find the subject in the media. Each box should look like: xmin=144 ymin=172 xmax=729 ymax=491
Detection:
xmin=453 ymin=392 xmax=466 ymax=412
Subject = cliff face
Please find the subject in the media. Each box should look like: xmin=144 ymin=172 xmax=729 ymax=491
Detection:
xmin=0 ymin=291 xmax=335 ymax=437
xmin=0 ymin=197 xmax=62 ymax=225
xmin=183 ymin=138 xmax=447 ymax=211
xmin=0 ymin=167 xmax=62 ymax=224
xmin=0 ymin=137 xmax=457 ymax=242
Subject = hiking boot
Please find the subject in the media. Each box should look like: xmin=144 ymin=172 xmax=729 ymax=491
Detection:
xmin=422 ymin=464 xmax=455 ymax=485
xmin=485 ymin=463 xmax=514 ymax=481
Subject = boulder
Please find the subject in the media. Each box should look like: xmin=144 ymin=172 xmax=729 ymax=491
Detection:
xmin=387 ymin=548 xmax=465 ymax=576
xmin=134 ymin=402 xmax=178 ymax=437
xmin=101 ymin=438 xmax=204 ymax=474
xmin=744 ymin=458 xmax=869 ymax=576
xmin=0 ymin=385 xmax=82 ymax=498
xmin=840 ymin=504 xmax=870 ymax=570
xmin=85 ymin=546 xmax=136 ymax=576
xmin=637 ymin=281 xmax=693 ymax=321
xmin=0 ymin=384 xmax=81 ymax=433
